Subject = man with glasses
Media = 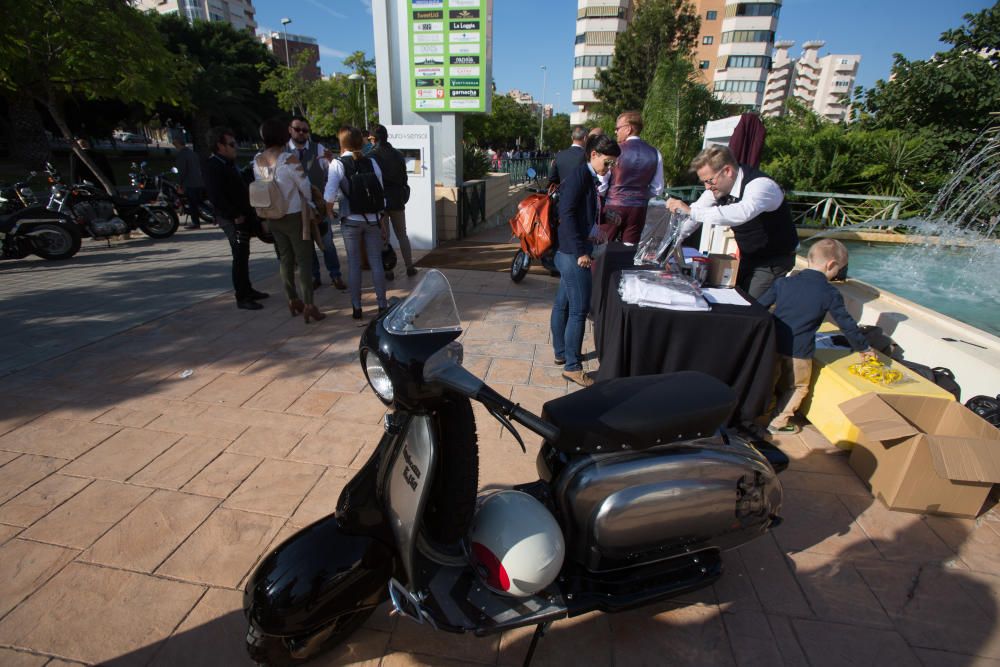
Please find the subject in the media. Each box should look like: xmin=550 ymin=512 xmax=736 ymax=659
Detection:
xmin=203 ymin=127 xmax=269 ymax=310
xmin=287 ymin=116 xmax=347 ymax=291
xmin=667 ymin=145 xmax=797 ymax=299
xmin=604 ymin=111 xmax=664 ymax=244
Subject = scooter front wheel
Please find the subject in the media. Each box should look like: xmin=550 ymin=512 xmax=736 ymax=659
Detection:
xmin=511 ymin=249 xmax=531 ymax=283
xmin=246 ymin=608 xmax=375 ymax=666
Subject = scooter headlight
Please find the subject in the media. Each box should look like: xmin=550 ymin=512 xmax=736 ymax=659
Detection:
xmin=363 ymin=349 xmax=394 ymax=403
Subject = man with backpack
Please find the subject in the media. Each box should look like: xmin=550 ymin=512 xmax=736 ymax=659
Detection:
xmin=203 ymin=127 xmax=269 ymax=310
xmin=323 ymin=126 xmax=389 ymax=320
xmin=287 ymin=116 xmax=347 ymax=291
xmin=368 ymin=124 xmax=417 ymax=278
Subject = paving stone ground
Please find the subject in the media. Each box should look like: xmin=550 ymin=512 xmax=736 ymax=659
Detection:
xmin=1 ymin=224 xmax=999 ymax=666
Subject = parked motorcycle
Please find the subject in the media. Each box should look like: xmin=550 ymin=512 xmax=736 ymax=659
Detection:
xmin=243 ymin=269 xmax=787 ymax=666
xmin=129 ymin=162 xmax=215 ymax=225
xmin=0 ymin=208 xmax=81 ymax=261
xmin=45 ymin=163 xmax=179 ymax=240
xmin=0 ymin=174 xmax=81 ymax=260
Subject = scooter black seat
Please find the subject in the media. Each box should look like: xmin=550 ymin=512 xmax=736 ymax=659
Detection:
xmin=540 ymin=371 xmax=736 ymax=454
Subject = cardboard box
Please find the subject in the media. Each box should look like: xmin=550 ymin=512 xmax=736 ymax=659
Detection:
xmin=706 ymin=253 xmax=739 ymax=288
xmin=840 ymin=394 xmax=1000 ymax=518
xmin=802 ymin=345 xmax=955 ymax=450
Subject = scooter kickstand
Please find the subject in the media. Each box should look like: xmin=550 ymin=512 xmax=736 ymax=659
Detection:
xmin=523 ymin=621 xmax=551 ymax=667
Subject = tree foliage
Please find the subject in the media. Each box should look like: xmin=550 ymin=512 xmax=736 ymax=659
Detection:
xmin=0 ymin=0 xmax=188 ymax=188
xmin=760 ymin=101 xmax=947 ymax=214
xmin=857 ymin=3 xmax=1000 ymax=153
xmin=594 ymin=0 xmax=700 ymax=114
xmin=151 ymin=13 xmax=282 ymax=152
xmin=641 ymin=53 xmax=733 ymax=185
xmin=463 ymin=94 xmax=539 ymax=149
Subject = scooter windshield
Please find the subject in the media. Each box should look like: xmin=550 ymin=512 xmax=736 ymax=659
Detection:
xmin=384 ymin=269 xmax=462 ymax=335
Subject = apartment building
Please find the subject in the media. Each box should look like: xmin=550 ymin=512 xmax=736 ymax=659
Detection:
xmin=571 ymin=0 xmax=634 ymax=125
xmin=571 ymin=1 xmax=780 ymax=122
xmin=762 ymin=41 xmax=860 ymax=122
xmin=136 ymin=0 xmax=257 ymax=32
xmin=260 ymin=33 xmax=322 ymax=81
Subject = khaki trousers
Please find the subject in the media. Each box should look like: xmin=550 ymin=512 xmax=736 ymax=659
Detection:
xmin=769 ymin=355 xmax=813 ymax=429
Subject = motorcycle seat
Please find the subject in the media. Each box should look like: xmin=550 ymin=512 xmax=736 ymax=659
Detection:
xmin=540 ymin=371 xmax=736 ymax=454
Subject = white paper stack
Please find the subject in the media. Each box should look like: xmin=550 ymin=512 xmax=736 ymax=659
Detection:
xmin=619 ymin=272 xmax=710 ymax=311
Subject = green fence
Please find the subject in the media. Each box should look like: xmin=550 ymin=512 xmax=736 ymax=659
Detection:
xmin=489 ymin=158 xmax=552 ymax=186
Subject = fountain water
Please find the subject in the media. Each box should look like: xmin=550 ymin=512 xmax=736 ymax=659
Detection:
xmin=800 ymin=126 xmax=1000 ymax=336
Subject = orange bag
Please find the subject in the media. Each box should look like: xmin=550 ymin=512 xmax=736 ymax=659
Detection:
xmin=509 ymin=193 xmax=554 ymax=259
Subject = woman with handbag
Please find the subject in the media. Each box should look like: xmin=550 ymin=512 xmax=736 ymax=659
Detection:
xmin=550 ymin=133 xmax=620 ymax=387
xmin=324 ymin=126 xmax=389 ymax=320
xmin=252 ymin=118 xmax=325 ymax=323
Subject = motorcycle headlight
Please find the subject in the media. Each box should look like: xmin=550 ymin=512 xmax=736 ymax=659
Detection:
xmin=363 ymin=349 xmax=394 ymax=403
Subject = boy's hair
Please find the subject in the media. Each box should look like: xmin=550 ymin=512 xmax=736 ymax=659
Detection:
xmin=808 ymin=238 xmax=849 ymax=267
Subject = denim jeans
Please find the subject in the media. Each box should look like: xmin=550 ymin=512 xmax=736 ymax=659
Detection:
xmin=340 ymin=219 xmax=387 ymax=309
xmin=311 ymin=218 xmax=343 ymax=281
xmin=550 ymin=251 xmax=592 ymax=371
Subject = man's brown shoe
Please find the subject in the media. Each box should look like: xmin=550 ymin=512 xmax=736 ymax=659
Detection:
xmin=562 ymin=369 xmax=594 ymax=388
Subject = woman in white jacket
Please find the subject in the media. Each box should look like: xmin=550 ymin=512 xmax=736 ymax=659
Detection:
xmin=253 ymin=118 xmax=325 ymax=323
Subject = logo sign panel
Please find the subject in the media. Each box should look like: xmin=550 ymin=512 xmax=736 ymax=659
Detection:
xmin=408 ymin=0 xmax=491 ymax=113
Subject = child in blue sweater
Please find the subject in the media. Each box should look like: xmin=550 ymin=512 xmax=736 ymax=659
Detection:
xmin=757 ymin=239 xmax=874 ymax=434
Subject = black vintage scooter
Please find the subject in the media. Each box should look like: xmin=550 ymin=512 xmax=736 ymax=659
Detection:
xmin=243 ymin=270 xmax=787 ymax=665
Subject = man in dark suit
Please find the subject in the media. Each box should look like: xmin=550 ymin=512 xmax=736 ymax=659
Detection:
xmin=548 ymin=125 xmax=588 ymax=185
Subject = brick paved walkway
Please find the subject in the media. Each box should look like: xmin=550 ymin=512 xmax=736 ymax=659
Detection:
xmin=0 ymin=228 xmax=998 ymax=665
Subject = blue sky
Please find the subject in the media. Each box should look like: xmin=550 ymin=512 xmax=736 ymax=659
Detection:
xmin=253 ymin=0 xmax=993 ymax=115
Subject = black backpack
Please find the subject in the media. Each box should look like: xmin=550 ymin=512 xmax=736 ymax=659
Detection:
xmin=338 ymin=155 xmax=384 ymax=220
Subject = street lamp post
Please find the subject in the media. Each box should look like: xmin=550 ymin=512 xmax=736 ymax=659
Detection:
xmin=538 ymin=65 xmax=548 ymax=151
xmin=348 ymin=73 xmax=368 ymax=129
xmin=280 ymin=18 xmax=292 ymax=68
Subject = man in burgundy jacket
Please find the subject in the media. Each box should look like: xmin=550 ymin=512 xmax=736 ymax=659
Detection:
xmin=603 ymin=111 xmax=664 ymax=244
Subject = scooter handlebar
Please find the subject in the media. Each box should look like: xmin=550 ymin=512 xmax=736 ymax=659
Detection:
xmin=510 ymin=405 xmax=561 ymax=443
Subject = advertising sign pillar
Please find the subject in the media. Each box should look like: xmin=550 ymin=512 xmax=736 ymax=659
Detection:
xmin=373 ymin=0 xmax=493 ymax=246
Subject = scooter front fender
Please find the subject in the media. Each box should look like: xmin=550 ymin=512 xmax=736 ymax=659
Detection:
xmin=243 ymin=513 xmax=397 ymax=637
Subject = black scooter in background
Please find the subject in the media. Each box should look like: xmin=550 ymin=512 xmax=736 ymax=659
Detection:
xmin=243 ymin=269 xmax=787 ymax=666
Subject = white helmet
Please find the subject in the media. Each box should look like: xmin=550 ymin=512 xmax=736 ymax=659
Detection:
xmin=468 ymin=490 xmax=565 ymax=598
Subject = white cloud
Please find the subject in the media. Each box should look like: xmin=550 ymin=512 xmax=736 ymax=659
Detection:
xmin=360 ymin=0 xmax=372 ymax=15
xmin=304 ymin=0 xmax=348 ymax=19
xmin=319 ymin=44 xmax=350 ymax=60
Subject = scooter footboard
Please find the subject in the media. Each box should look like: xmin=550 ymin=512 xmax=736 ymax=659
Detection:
xmin=243 ymin=514 xmax=397 ymax=637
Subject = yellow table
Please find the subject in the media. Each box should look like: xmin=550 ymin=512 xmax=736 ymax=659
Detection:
xmin=800 ymin=327 xmax=956 ymax=449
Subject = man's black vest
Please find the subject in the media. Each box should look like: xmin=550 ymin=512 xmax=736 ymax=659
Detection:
xmin=287 ymin=141 xmax=326 ymax=190
xmin=728 ymin=165 xmax=798 ymax=259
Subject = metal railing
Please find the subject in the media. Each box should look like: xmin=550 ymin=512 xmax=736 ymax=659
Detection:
xmin=488 ymin=158 xmax=552 ymax=186
xmin=661 ymin=185 xmax=904 ymax=227
xmin=457 ymin=179 xmax=487 ymax=239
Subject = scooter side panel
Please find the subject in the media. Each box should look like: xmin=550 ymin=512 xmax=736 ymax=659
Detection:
xmin=386 ymin=415 xmax=437 ymax=586
xmin=555 ymin=439 xmax=782 ymax=571
xmin=244 ymin=514 xmax=395 ymax=637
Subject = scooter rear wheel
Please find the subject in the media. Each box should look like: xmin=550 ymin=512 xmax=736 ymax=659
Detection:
xmin=246 ymin=608 xmax=375 ymax=666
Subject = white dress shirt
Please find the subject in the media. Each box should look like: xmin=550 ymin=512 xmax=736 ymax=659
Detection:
xmin=324 ymin=151 xmax=385 ymax=222
xmin=680 ymin=167 xmax=784 ymax=239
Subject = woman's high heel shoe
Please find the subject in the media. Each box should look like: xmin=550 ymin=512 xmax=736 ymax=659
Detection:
xmin=303 ymin=304 xmax=326 ymax=323
xmin=288 ymin=298 xmax=305 ymax=316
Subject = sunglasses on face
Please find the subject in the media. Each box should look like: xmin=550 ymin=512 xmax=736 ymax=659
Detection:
xmin=224 ymin=142 xmax=237 ymax=148
xmin=603 ymin=158 xmax=617 ymax=167
xmin=291 ymin=126 xmax=310 ymax=133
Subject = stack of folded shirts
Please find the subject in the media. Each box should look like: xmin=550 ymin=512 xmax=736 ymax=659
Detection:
xmin=619 ymin=271 xmax=710 ymax=311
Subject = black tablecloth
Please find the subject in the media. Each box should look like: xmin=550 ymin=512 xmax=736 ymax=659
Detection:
xmin=591 ymin=244 xmax=776 ymax=424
